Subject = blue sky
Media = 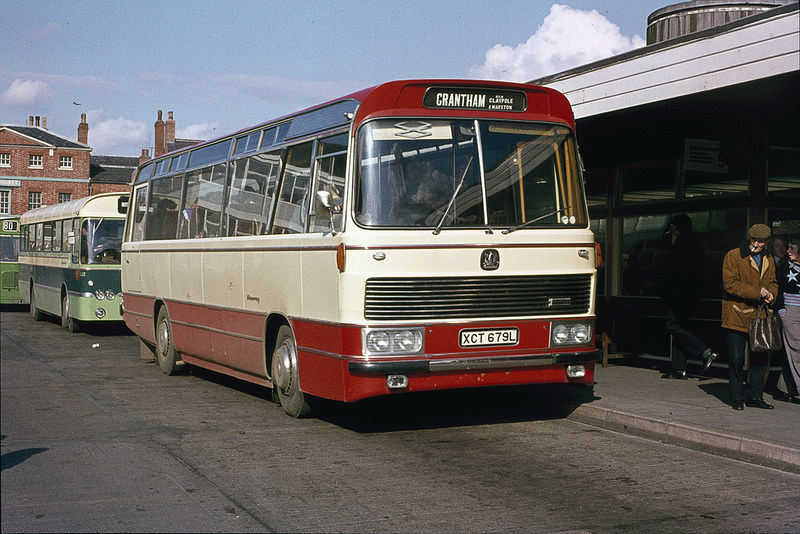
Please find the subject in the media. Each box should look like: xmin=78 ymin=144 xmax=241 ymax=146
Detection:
xmin=1 ymin=1 xmax=666 ymax=157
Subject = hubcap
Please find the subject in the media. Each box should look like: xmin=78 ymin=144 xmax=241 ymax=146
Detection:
xmin=157 ymin=320 xmax=169 ymax=357
xmin=273 ymin=341 xmax=296 ymax=394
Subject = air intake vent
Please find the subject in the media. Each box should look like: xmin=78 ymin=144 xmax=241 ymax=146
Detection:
xmin=365 ymin=274 xmax=591 ymax=320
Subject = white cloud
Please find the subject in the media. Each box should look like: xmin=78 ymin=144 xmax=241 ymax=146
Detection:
xmin=470 ymin=3 xmax=646 ymax=82
xmin=89 ymin=117 xmax=148 ymax=155
xmin=2 ymin=79 xmax=52 ymax=106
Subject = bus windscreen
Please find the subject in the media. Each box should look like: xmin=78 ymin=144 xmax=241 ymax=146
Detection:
xmin=355 ymin=120 xmax=586 ymax=229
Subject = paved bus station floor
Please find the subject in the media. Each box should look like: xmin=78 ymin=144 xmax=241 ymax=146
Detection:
xmin=570 ymin=356 xmax=800 ymax=474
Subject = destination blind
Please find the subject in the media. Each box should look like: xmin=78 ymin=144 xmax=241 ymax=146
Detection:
xmin=423 ymin=87 xmax=527 ymax=112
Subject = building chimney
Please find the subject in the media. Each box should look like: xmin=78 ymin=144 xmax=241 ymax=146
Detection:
xmin=154 ymin=110 xmax=166 ymax=157
xmin=29 ymin=116 xmax=34 ymax=126
xmin=139 ymin=148 xmax=151 ymax=166
xmin=42 ymin=117 xmax=47 ymax=130
xmin=165 ymin=111 xmax=176 ymax=147
xmin=78 ymin=113 xmax=89 ymax=145
xmin=35 ymin=116 xmax=40 ymax=127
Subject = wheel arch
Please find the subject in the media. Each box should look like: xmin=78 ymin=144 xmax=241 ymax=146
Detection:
xmin=152 ymin=298 xmax=168 ymax=341
xmin=264 ymin=313 xmax=292 ymax=383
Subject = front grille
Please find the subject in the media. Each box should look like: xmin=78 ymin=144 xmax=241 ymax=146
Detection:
xmin=365 ymin=274 xmax=592 ymax=320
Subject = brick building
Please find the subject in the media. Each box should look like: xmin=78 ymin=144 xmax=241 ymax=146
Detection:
xmin=0 ymin=110 xmax=198 ymax=217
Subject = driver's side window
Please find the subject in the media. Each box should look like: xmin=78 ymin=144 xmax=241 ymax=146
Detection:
xmin=310 ymin=154 xmax=345 ymax=233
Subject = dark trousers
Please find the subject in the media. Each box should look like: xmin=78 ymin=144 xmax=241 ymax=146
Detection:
xmin=666 ymin=308 xmax=706 ymax=371
xmin=726 ymin=329 xmax=769 ymax=402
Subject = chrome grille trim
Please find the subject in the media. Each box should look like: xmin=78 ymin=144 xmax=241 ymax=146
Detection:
xmin=364 ymin=274 xmax=591 ymax=320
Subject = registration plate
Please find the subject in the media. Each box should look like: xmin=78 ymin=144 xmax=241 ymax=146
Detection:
xmin=459 ymin=328 xmax=519 ymax=347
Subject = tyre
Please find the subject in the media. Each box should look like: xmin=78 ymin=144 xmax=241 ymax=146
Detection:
xmin=30 ymin=286 xmax=42 ymax=321
xmin=155 ymin=306 xmax=182 ymax=375
xmin=61 ymin=293 xmax=79 ymax=333
xmin=271 ymin=324 xmax=311 ymax=418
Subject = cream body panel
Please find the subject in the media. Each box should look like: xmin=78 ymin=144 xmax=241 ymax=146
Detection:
xmin=338 ymin=228 xmax=596 ymax=324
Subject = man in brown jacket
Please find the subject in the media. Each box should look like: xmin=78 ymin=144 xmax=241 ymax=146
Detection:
xmin=722 ymin=223 xmax=779 ymax=410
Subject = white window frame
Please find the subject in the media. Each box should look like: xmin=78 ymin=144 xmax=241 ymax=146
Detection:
xmin=29 ymin=154 xmax=43 ymax=169
xmin=59 ymin=156 xmax=73 ymax=170
xmin=0 ymin=153 xmax=10 ymax=167
xmin=58 ymin=192 xmax=72 ymax=203
xmin=0 ymin=189 xmax=10 ymax=215
xmin=28 ymin=191 xmax=42 ymax=211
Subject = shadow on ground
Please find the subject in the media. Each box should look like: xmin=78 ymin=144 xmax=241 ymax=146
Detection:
xmin=184 ymin=364 xmax=599 ymax=433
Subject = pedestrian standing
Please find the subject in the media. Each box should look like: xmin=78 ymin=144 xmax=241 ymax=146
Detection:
xmin=771 ymin=236 xmax=788 ymax=272
xmin=721 ymin=223 xmax=779 ymax=410
xmin=773 ymin=236 xmax=800 ymax=404
xmin=660 ymin=214 xmax=717 ymax=379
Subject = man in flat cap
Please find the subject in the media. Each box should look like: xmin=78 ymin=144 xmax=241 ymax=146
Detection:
xmin=721 ymin=223 xmax=779 ymax=410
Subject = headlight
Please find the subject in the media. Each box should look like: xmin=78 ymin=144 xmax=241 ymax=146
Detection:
xmin=105 ymin=290 xmax=116 ymax=300
xmin=551 ymin=322 xmax=592 ymax=345
xmin=95 ymin=290 xmax=105 ymax=300
xmin=363 ymin=328 xmax=424 ymax=355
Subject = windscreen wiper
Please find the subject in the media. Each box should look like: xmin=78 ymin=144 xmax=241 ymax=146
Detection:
xmin=501 ymin=206 xmax=572 ymax=235
xmin=433 ymin=157 xmax=473 ymax=235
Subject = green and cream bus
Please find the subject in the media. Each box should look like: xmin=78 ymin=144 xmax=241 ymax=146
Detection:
xmin=19 ymin=192 xmax=128 ymax=332
xmin=1 ymin=216 xmax=23 ymax=305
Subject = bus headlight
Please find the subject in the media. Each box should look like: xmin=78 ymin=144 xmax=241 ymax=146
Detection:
xmin=551 ymin=322 xmax=592 ymax=346
xmin=364 ymin=328 xmax=424 ymax=355
xmin=95 ymin=308 xmax=106 ymax=319
xmin=105 ymin=290 xmax=116 ymax=300
xmin=95 ymin=290 xmax=105 ymax=300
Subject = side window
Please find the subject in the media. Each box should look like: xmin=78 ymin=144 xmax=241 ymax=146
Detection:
xmin=129 ymin=185 xmax=148 ymax=242
xmin=34 ymin=223 xmax=43 ymax=251
xmin=25 ymin=225 xmax=34 ymax=251
xmin=226 ymin=151 xmax=280 ymax=236
xmin=181 ymin=163 xmax=226 ymax=239
xmin=80 ymin=220 xmax=89 ymax=263
xmin=42 ymin=221 xmax=53 ymax=251
xmin=53 ymin=220 xmax=62 ymax=252
xmin=146 ymin=176 xmax=182 ymax=240
xmin=272 ymin=142 xmax=313 ymax=235
xmin=62 ymin=218 xmax=74 ymax=251
xmin=310 ymin=154 xmax=346 ymax=233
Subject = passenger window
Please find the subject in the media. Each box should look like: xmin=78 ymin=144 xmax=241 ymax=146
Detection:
xmin=35 ymin=223 xmax=43 ymax=251
xmin=181 ymin=163 xmax=226 ymax=238
xmin=53 ymin=220 xmax=62 ymax=252
xmin=272 ymin=142 xmax=313 ymax=235
xmin=226 ymin=151 xmax=280 ymax=236
xmin=146 ymin=176 xmax=182 ymax=240
xmin=42 ymin=221 xmax=54 ymax=251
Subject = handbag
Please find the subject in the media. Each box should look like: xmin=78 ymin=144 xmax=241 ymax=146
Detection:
xmin=748 ymin=302 xmax=783 ymax=352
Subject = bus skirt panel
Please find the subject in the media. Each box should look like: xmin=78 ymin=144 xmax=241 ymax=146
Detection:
xmin=296 ymin=350 xmax=597 ymax=403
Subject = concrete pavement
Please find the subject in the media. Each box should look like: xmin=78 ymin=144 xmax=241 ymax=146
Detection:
xmin=569 ymin=357 xmax=800 ymax=474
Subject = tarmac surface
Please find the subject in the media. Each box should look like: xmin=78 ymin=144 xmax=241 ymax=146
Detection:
xmin=573 ymin=356 xmax=800 ymax=474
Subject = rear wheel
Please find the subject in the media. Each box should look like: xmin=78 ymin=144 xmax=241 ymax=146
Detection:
xmin=30 ymin=286 xmax=42 ymax=321
xmin=271 ymin=325 xmax=311 ymax=418
xmin=155 ymin=307 xmax=182 ymax=375
xmin=61 ymin=293 xmax=79 ymax=333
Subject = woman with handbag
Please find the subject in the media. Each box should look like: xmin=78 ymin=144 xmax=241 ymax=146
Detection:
xmin=774 ymin=237 xmax=800 ymax=404
xmin=721 ymin=224 xmax=779 ymax=410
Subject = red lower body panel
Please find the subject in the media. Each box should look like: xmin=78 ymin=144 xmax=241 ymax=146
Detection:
xmin=123 ymin=293 xmax=597 ymax=403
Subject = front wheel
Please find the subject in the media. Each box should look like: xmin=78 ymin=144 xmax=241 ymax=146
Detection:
xmin=61 ymin=293 xmax=79 ymax=333
xmin=155 ymin=307 xmax=183 ymax=375
xmin=271 ymin=325 xmax=311 ymax=418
